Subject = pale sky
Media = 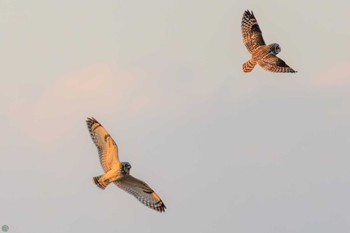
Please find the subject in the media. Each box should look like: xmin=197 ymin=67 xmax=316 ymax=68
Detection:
xmin=0 ymin=0 xmax=350 ymax=233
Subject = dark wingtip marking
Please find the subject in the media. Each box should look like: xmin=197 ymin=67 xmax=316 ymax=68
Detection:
xmin=86 ymin=117 xmax=95 ymax=123
xmin=244 ymin=10 xmax=252 ymax=14
xmin=86 ymin=117 xmax=102 ymax=131
xmin=243 ymin=10 xmax=254 ymax=18
xmin=158 ymin=202 xmax=166 ymax=213
xmin=86 ymin=117 xmax=100 ymax=125
xmin=153 ymin=199 xmax=166 ymax=213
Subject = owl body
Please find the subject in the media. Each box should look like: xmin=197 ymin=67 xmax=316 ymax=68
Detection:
xmin=241 ymin=10 xmax=296 ymax=73
xmin=252 ymin=43 xmax=279 ymax=61
xmin=98 ymin=162 xmax=129 ymax=185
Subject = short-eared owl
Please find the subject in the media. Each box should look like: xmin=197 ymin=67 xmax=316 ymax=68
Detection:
xmin=86 ymin=117 xmax=166 ymax=212
xmin=241 ymin=10 xmax=297 ymax=73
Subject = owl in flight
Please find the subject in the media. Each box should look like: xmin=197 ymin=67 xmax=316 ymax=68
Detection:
xmin=86 ymin=117 xmax=166 ymax=212
xmin=241 ymin=10 xmax=297 ymax=73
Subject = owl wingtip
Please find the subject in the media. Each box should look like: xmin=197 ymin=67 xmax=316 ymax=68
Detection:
xmin=158 ymin=203 xmax=167 ymax=213
xmin=86 ymin=117 xmax=98 ymax=123
xmin=152 ymin=201 xmax=166 ymax=213
xmin=86 ymin=117 xmax=101 ymax=131
xmin=244 ymin=9 xmax=253 ymax=15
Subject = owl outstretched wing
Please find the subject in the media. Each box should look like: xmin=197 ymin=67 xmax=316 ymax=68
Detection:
xmin=86 ymin=117 xmax=119 ymax=172
xmin=241 ymin=10 xmax=266 ymax=54
xmin=258 ymin=54 xmax=297 ymax=73
xmin=114 ymin=175 xmax=166 ymax=212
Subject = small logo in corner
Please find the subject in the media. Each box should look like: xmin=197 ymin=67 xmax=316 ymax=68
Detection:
xmin=1 ymin=225 xmax=9 ymax=232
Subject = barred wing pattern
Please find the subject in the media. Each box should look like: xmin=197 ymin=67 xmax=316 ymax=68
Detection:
xmin=114 ymin=175 xmax=166 ymax=212
xmin=86 ymin=117 xmax=119 ymax=172
xmin=241 ymin=10 xmax=266 ymax=53
xmin=258 ymin=54 xmax=297 ymax=73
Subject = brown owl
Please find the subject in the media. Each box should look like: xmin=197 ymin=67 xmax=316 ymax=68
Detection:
xmin=241 ymin=10 xmax=297 ymax=73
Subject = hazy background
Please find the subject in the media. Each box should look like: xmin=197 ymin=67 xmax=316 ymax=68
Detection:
xmin=0 ymin=0 xmax=349 ymax=232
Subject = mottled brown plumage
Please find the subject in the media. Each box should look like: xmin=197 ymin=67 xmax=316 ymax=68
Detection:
xmin=241 ymin=10 xmax=297 ymax=73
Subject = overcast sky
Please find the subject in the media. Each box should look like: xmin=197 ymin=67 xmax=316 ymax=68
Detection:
xmin=0 ymin=0 xmax=350 ymax=232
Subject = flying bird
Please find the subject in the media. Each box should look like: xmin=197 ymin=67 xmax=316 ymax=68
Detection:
xmin=86 ymin=117 xmax=166 ymax=212
xmin=241 ymin=10 xmax=297 ymax=73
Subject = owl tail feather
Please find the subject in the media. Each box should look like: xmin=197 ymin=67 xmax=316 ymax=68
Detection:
xmin=93 ymin=176 xmax=107 ymax=190
xmin=242 ymin=59 xmax=256 ymax=73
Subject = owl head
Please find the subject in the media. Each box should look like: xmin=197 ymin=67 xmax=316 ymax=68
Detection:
xmin=270 ymin=43 xmax=281 ymax=55
xmin=121 ymin=162 xmax=132 ymax=175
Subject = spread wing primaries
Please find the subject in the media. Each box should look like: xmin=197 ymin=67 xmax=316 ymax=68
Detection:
xmin=114 ymin=175 xmax=166 ymax=213
xmin=241 ymin=10 xmax=266 ymax=53
xmin=258 ymin=54 xmax=297 ymax=73
xmin=86 ymin=117 xmax=119 ymax=172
